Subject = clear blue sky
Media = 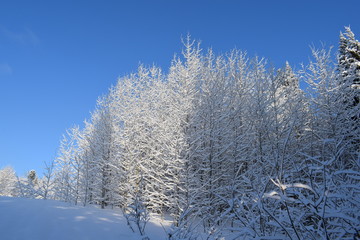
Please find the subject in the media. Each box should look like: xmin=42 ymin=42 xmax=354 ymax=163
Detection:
xmin=0 ymin=0 xmax=359 ymax=177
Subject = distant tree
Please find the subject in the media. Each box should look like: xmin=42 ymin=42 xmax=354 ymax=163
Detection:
xmin=18 ymin=169 xmax=40 ymax=198
xmin=0 ymin=166 xmax=18 ymax=197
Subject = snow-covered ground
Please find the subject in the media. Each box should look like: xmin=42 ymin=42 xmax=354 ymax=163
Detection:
xmin=0 ymin=196 xmax=172 ymax=240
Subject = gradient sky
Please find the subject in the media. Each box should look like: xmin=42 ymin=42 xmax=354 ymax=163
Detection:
xmin=0 ymin=0 xmax=359 ymax=177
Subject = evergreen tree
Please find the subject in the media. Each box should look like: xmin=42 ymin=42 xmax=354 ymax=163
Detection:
xmin=338 ymin=27 xmax=360 ymax=151
xmin=339 ymin=27 xmax=360 ymax=90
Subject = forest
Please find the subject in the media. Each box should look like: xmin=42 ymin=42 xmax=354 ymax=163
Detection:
xmin=1 ymin=27 xmax=359 ymax=239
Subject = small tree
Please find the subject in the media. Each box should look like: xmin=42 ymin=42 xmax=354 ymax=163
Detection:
xmin=124 ymin=175 xmax=149 ymax=237
xmin=38 ymin=160 xmax=55 ymax=200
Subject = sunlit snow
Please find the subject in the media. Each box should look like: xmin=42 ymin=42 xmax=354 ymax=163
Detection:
xmin=0 ymin=196 xmax=172 ymax=240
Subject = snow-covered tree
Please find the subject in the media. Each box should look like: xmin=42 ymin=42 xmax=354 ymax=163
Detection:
xmin=46 ymin=29 xmax=359 ymax=239
xmin=18 ymin=169 xmax=40 ymax=198
xmin=339 ymin=27 xmax=360 ymax=90
xmin=0 ymin=166 xmax=18 ymax=197
xmin=338 ymin=27 xmax=360 ymax=153
xmin=53 ymin=127 xmax=81 ymax=203
xmin=82 ymin=96 xmax=122 ymax=208
xmin=38 ymin=160 xmax=55 ymax=200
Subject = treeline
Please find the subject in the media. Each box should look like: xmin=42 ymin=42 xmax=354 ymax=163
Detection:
xmin=2 ymin=28 xmax=359 ymax=239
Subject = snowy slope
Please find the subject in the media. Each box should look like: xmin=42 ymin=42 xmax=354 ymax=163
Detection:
xmin=0 ymin=197 xmax=171 ymax=240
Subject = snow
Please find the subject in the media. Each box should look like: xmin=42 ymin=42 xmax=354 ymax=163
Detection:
xmin=0 ymin=196 xmax=172 ymax=240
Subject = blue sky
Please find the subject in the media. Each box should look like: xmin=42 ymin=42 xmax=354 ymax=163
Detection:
xmin=0 ymin=0 xmax=359 ymax=177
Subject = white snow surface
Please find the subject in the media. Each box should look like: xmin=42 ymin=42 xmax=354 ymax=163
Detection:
xmin=0 ymin=196 xmax=172 ymax=240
